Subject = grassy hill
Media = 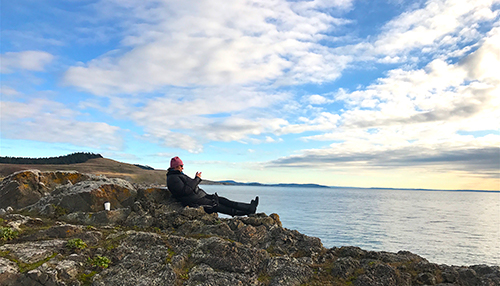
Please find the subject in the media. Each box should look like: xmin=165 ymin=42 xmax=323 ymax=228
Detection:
xmin=0 ymin=158 xmax=169 ymax=185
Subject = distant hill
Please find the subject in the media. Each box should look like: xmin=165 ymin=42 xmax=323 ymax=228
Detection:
xmin=0 ymin=153 xmax=226 ymax=186
xmin=0 ymin=155 xmax=167 ymax=185
xmin=0 ymin=152 xmax=102 ymax=165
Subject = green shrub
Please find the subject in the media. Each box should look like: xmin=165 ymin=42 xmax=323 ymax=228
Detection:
xmin=88 ymin=255 xmax=111 ymax=268
xmin=0 ymin=227 xmax=18 ymax=241
xmin=66 ymin=238 xmax=87 ymax=250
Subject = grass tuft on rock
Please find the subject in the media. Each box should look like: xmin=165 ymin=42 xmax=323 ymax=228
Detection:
xmin=0 ymin=227 xmax=18 ymax=242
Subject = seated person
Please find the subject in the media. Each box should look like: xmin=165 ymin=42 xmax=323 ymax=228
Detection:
xmin=166 ymin=156 xmax=258 ymax=216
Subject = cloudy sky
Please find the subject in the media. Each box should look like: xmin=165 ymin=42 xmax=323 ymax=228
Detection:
xmin=1 ymin=0 xmax=499 ymax=190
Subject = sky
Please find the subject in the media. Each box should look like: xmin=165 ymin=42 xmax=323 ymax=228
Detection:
xmin=1 ymin=0 xmax=499 ymax=191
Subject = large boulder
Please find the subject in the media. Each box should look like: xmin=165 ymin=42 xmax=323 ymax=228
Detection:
xmin=0 ymin=170 xmax=92 ymax=210
xmin=25 ymin=177 xmax=137 ymax=215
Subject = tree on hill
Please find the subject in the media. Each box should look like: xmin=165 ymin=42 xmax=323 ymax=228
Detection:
xmin=0 ymin=152 xmax=103 ymax=165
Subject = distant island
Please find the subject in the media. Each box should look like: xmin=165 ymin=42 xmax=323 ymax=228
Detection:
xmin=215 ymin=180 xmax=331 ymax=188
xmin=211 ymin=180 xmax=499 ymax=193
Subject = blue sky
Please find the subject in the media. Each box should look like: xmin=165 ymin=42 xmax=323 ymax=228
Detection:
xmin=1 ymin=0 xmax=499 ymax=190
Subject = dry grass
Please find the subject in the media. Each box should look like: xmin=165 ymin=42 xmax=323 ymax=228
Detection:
xmin=0 ymin=158 xmax=168 ymax=185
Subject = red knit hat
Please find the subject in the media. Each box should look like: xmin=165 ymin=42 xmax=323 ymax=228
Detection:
xmin=170 ymin=156 xmax=183 ymax=168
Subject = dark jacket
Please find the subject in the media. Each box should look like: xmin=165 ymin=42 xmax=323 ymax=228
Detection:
xmin=166 ymin=168 xmax=207 ymax=206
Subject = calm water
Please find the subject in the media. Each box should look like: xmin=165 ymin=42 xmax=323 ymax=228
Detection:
xmin=202 ymin=185 xmax=500 ymax=266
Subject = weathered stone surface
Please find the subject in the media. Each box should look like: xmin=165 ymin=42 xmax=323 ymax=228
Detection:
xmin=91 ymin=231 xmax=176 ymax=286
xmin=55 ymin=260 xmax=79 ymax=280
xmin=185 ymin=264 xmax=257 ymax=286
xmin=264 ymin=256 xmax=313 ymax=286
xmin=331 ymin=257 xmax=361 ymax=278
xmin=62 ymin=208 xmax=131 ymax=226
xmin=0 ymin=240 xmax=65 ymax=264
xmin=0 ymin=170 xmax=93 ymax=210
xmin=25 ymin=177 xmax=137 ymax=216
xmin=0 ymin=170 xmax=48 ymax=210
xmin=136 ymin=186 xmax=170 ymax=203
xmin=0 ymin=257 xmax=20 ymax=286
xmin=191 ymin=236 xmax=270 ymax=274
xmin=354 ymin=262 xmax=411 ymax=286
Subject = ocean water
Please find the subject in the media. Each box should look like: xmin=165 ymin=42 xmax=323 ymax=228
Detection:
xmin=201 ymin=185 xmax=500 ymax=266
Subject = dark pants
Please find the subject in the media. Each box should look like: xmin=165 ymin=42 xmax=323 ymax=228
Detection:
xmin=191 ymin=194 xmax=253 ymax=216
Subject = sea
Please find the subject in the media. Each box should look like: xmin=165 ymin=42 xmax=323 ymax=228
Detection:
xmin=201 ymin=185 xmax=500 ymax=267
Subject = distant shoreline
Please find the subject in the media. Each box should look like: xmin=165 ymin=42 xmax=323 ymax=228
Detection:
xmin=1 ymin=154 xmax=497 ymax=193
xmin=202 ymin=180 xmax=500 ymax=193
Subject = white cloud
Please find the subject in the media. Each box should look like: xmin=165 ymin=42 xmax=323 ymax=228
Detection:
xmin=304 ymin=94 xmax=334 ymax=105
xmin=64 ymin=0 xmax=354 ymax=95
xmin=374 ymin=0 xmax=498 ymax=55
xmin=8 ymin=0 xmax=497 ymax=92
xmin=270 ymin=139 xmax=500 ymax=177
xmin=461 ymin=27 xmax=500 ymax=81
xmin=0 ymin=99 xmax=123 ymax=149
xmin=331 ymin=27 xmax=500 ymax=132
xmin=272 ymin=24 xmax=500 ymax=178
xmin=0 ymin=51 xmax=54 ymax=73
xmin=0 ymin=86 xmax=21 ymax=96
xmin=265 ymin=136 xmax=275 ymax=143
xmin=124 ymin=86 xmax=291 ymax=152
xmin=277 ymin=112 xmax=341 ymax=135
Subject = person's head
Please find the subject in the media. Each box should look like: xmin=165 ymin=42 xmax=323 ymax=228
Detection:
xmin=170 ymin=156 xmax=184 ymax=171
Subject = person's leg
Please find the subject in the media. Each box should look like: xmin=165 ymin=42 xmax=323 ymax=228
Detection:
xmin=194 ymin=194 xmax=240 ymax=216
xmin=217 ymin=194 xmax=259 ymax=214
xmin=208 ymin=204 xmax=245 ymax=216
xmin=198 ymin=193 xmax=259 ymax=216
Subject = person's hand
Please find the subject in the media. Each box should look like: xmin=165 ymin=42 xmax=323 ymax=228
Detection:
xmin=196 ymin=172 xmax=202 ymax=178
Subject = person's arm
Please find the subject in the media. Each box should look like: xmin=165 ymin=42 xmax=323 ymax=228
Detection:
xmin=184 ymin=175 xmax=201 ymax=191
xmin=171 ymin=174 xmax=201 ymax=197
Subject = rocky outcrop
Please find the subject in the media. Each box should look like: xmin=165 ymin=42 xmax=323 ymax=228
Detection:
xmin=24 ymin=176 xmax=137 ymax=215
xmin=0 ymin=170 xmax=93 ymax=210
xmin=0 ymin=170 xmax=499 ymax=286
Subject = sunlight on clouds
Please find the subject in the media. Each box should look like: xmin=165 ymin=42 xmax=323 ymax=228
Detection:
xmin=304 ymin=94 xmax=333 ymax=105
xmin=277 ymin=112 xmax=341 ymax=135
xmin=127 ymin=87 xmax=290 ymax=151
xmin=64 ymin=0 xmax=353 ymax=95
xmin=374 ymin=0 xmax=498 ymax=56
xmin=269 ymin=139 xmax=500 ymax=177
xmin=0 ymin=51 xmax=54 ymax=73
xmin=0 ymin=99 xmax=123 ymax=149
xmin=462 ymin=27 xmax=500 ymax=81
xmin=272 ymin=23 xmax=500 ymax=188
xmin=335 ymin=30 xmax=499 ymax=130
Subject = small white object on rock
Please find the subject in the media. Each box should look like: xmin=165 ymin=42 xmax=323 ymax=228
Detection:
xmin=6 ymin=206 xmax=14 ymax=213
xmin=104 ymin=201 xmax=111 ymax=211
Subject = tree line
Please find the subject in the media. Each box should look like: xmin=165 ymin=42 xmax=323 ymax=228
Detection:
xmin=0 ymin=152 xmax=103 ymax=165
